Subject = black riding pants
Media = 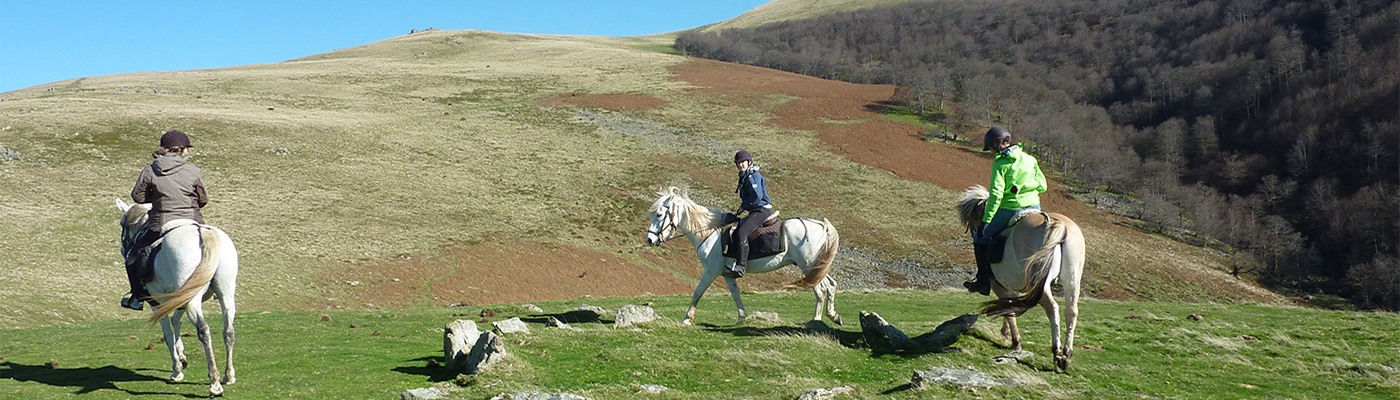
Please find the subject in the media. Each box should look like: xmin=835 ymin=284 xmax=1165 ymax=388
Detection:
xmin=125 ymin=228 xmax=160 ymax=297
xmin=732 ymin=207 xmax=773 ymax=267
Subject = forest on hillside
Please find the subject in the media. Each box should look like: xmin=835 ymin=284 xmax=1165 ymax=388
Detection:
xmin=676 ymin=0 xmax=1399 ymax=309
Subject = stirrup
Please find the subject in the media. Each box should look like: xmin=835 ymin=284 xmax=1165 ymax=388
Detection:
xmin=120 ymin=296 xmax=145 ymax=311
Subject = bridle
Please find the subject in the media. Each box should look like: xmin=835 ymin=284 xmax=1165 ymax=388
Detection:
xmin=647 ymin=199 xmax=685 ymax=244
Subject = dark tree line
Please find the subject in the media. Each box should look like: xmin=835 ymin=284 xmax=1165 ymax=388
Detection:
xmin=677 ymin=0 xmax=1400 ymax=309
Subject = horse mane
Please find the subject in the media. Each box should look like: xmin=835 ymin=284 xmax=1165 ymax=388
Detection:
xmin=955 ymin=186 xmax=989 ymax=235
xmin=654 ymin=187 xmax=727 ymax=239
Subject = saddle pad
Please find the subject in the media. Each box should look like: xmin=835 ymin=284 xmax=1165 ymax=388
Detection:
xmin=721 ymin=221 xmax=787 ymax=261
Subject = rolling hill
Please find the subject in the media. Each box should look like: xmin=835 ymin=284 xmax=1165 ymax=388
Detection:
xmin=0 ymin=24 xmax=1281 ymax=329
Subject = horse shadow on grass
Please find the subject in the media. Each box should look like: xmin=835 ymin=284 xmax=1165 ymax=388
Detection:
xmin=1 ymin=361 xmax=204 ymax=398
xmin=703 ymin=315 xmax=977 ymax=359
xmin=518 ymin=310 xmax=614 ymax=326
xmin=391 ymin=356 xmax=461 ymax=383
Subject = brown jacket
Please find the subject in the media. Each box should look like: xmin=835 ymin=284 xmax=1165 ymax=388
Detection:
xmin=131 ymin=152 xmax=208 ymax=232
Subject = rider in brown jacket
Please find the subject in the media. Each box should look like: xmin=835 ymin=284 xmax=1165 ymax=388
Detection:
xmin=122 ymin=130 xmax=208 ymax=310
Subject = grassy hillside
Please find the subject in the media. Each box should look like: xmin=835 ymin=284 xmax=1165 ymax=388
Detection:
xmin=701 ymin=0 xmax=917 ymax=33
xmin=1 ymin=290 xmax=1396 ymax=399
xmin=1 ymin=27 xmax=1282 ymax=330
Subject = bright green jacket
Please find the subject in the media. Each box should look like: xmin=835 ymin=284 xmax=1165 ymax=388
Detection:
xmin=984 ymin=144 xmax=1047 ymax=223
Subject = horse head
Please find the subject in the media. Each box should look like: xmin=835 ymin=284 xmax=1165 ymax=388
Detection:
xmin=645 ymin=187 xmax=685 ymax=245
xmin=115 ymin=199 xmax=151 ymax=256
xmin=955 ymin=186 xmax=990 ymax=235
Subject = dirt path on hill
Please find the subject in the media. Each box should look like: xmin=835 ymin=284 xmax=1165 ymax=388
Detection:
xmin=666 ymin=58 xmax=1121 ymax=229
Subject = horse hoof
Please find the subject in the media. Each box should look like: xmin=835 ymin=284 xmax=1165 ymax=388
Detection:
xmin=168 ymin=372 xmax=184 ymax=382
xmin=210 ymin=382 xmax=225 ymax=397
xmin=831 ymin=315 xmax=843 ymax=326
xmin=681 ymin=319 xmax=693 ymax=326
xmin=1054 ymin=355 xmax=1069 ymax=373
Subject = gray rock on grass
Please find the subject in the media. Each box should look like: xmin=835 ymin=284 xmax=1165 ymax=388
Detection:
xmin=614 ymin=304 xmax=662 ymax=328
xmin=444 ymin=319 xmax=510 ymax=374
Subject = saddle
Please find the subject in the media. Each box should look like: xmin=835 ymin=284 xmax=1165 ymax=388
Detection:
xmin=721 ymin=214 xmax=786 ymax=261
xmin=985 ymin=211 xmax=1050 ymax=264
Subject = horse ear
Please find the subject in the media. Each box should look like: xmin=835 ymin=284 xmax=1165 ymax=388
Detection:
xmin=115 ymin=198 xmax=131 ymax=213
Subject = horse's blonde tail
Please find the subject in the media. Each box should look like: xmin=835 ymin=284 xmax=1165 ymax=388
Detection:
xmin=981 ymin=216 xmax=1067 ymax=317
xmin=148 ymin=226 xmax=221 ymax=324
xmin=787 ymin=219 xmax=839 ymax=289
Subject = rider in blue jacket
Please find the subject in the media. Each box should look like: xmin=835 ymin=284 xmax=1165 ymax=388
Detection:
xmin=730 ymin=150 xmax=772 ymax=278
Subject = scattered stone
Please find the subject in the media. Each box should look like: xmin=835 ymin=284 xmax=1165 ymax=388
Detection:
xmin=910 ymin=366 xmax=1019 ymax=389
xmin=490 ymin=394 xmax=590 ymax=400
xmin=1077 ymin=344 xmax=1104 ymax=351
xmin=911 ymin=313 xmax=979 ymax=350
xmin=796 ymin=385 xmax=854 ymax=400
xmin=749 ymin=311 xmax=783 ymax=324
xmin=349 ymin=324 xmax=359 ymax=328
xmin=493 ymin=317 xmax=530 ymax=334
xmin=1126 ymin=315 xmax=1143 ymax=320
xmin=320 ymin=315 xmax=332 ymax=322
xmin=614 ymin=305 xmax=662 ymax=328
xmin=444 ymin=319 xmax=511 ymax=374
xmin=993 ymin=349 xmax=1034 ymax=364
xmin=638 ymin=384 xmax=667 ymax=394
xmin=546 ymin=317 xmax=582 ymax=331
xmin=575 ymin=304 xmax=608 ymax=315
xmin=372 ymin=331 xmax=381 ymax=336
xmin=1188 ymin=314 xmax=1204 ymax=321
xmin=481 ymin=308 xmax=497 ymax=318
xmin=859 ymin=311 xmax=913 ymax=353
xmin=127 ymin=335 xmax=137 ymax=340
xmin=45 ymin=360 xmax=58 ymax=369
xmin=402 ymin=387 xmax=449 ymax=400
xmin=1237 ymin=335 xmax=1260 ymax=342
xmin=524 ymin=304 xmax=544 ymax=313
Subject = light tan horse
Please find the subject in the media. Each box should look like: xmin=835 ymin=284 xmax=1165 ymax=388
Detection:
xmin=644 ymin=187 xmax=841 ymax=326
xmin=956 ymin=186 xmax=1085 ymax=372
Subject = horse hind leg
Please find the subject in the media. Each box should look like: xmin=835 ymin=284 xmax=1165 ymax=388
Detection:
xmin=1039 ymin=291 xmax=1067 ymax=373
xmin=220 ymin=298 xmax=236 ymax=385
xmin=812 ymin=276 xmax=841 ymax=325
xmin=187 ymin=303 xmax=225 ymax=396
xmin=1002 ymin=316 xmax=1023 ymax=351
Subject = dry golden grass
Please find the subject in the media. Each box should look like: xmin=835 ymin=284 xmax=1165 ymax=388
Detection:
xmin=701 ymin=0 xmax=919 ymax=33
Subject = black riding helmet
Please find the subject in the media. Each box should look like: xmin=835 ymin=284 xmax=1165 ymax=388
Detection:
xmin=983 ymin=127 xmax=1011 ymax=151
xmin=160 ymin=130 xmax=193 ymax=149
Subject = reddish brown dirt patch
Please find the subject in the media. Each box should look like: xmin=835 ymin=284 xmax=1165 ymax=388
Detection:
xmin=331 ymin=242 xmax=696 ymax=308
xmin=667 ymin=58 xmax=1118 ymax=228
xmin=539 ymin=92 xmax=667 ymax=112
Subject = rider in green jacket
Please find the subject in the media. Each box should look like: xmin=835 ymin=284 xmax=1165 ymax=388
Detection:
xmin=966 ymin=127 xmax=1047 ymax=295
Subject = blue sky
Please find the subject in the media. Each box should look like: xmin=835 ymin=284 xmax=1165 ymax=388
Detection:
xmin=1 ymin=1 xmax=770 ymax=93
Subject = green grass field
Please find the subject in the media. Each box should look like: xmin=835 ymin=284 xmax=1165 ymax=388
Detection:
xmin=2 ymin=290 xmax=1395 ymax=399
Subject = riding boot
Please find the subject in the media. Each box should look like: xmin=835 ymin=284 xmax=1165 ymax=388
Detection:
xmin=121 ymin=247 xmax=151 ymax=310
xmin=730 ymin=239 xmax=749 ymax=278
xmin=963 ymin=242 xmax=992 ymax=296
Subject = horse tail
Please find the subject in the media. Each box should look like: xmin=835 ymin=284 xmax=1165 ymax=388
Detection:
xmin=981 ymin=216 xmax=1067 ymax=317
xmin=148 ymin=226 xmax=221 ymax=324
xmin=787 ymin=219 xmax=839 ymax=289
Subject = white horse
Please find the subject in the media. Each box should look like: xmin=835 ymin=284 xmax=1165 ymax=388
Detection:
xmin=116 ymin=199 xmax=239 ymax=397
xmin=644 ymin=187 xmax=842 ymax=326
xmin=955 ymin=186 xmax=1085 ymax=372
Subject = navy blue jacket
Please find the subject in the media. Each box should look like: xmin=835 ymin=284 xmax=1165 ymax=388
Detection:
xmin=736 ymin=165 xmax=772 ymax=211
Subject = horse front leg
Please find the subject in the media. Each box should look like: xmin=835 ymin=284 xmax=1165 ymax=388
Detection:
xmin=160 ymin=309 xmax=187 ymax=382
xmin=723 ymin=275 xmax=746 ymax=324
xmin=684 ymin=272 xmax=721 ymax=325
